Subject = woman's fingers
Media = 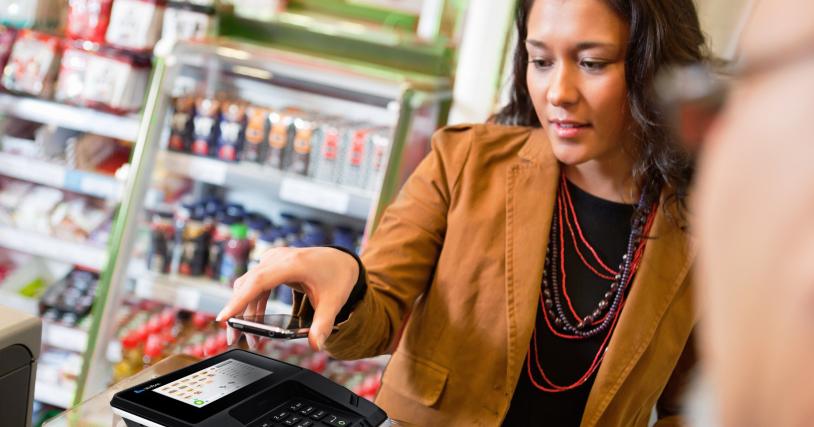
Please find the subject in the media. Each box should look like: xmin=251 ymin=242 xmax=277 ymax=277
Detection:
xmin=216 ymin=265 xmax=291 ymax=321
xmin=308 ymin=293 xmax=344 ymax=352
xmin=226 ymin=324 xmax=241 ymax=346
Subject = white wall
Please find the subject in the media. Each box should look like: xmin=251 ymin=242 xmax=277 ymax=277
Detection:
xmin=696 ymin=0 xmax=756 ymax=59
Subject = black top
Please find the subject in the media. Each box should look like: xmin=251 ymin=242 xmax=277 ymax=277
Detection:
xmin=501 ymin=180 xmax=635 ymax=426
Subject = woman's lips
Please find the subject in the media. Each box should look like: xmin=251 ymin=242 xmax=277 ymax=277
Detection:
xmin=550 ymin=120 xmax=592 ymax=139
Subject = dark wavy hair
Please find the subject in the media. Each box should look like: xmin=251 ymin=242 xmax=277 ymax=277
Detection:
xmin=494 ymin=0 xmax=707 ymax=227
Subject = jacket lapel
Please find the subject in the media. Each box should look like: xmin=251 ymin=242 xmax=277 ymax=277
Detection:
xmin=581 ymin=200 xmax=697 ymax=426
xmin=503 ymin=129 xmax=560 ymax=398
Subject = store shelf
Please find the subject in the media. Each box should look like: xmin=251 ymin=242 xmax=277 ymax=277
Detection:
xmin=35 ymin=380 xmax=75 ymax=408
xmin=0 ymin=226 xmax=107 ymax=270
xmin=0 ymin=289 xmax=38 ymax=315
xmin=0 ymin=151 xmax=123 ymax=200
xmin=0 ymin=93 xmax=140 ymax=141
xmin=132 ymin=270 xmax=292 ymax=315
xmin=42 ymin=321 xmax=89 ymax=353
xmin=0 ymin=289 xmax=90 ymax=352
xmin=161 ymin=151 xmax=375 ymax=220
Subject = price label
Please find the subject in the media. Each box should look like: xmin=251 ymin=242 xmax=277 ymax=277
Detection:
xmin=0 ymin=154 xmax=65 ymax=188
xmin=43 ymin=322 xmax=88 ymax=353
xmin=279 ymin=178 xmax=351 ymax=215
xmin=65 ymin=171 xmax=121 ymax=199
xmin=176 ymin=287 xmax=202 ymax=311
xmin=185 ymin=156 xmax=227 ymax=185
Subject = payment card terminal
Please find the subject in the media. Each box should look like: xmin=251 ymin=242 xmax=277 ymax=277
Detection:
xmin=110 ymin=349 xmax=389 ymax=427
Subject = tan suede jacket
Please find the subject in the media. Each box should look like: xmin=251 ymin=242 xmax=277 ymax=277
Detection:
xmin=296 ymin=124 xmax=696 ymax=426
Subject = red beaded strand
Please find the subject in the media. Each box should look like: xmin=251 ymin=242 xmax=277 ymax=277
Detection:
xmin=527 ymin=175 xmax=658 ymax=393
xmin=561 ymin=174 xmax=621 ymax=277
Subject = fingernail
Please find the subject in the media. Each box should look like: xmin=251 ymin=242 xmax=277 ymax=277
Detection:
xmin=247 ymin=335 xmax=258 ymax=350
xmin=215 ymin=309 xmax=226 ymax=322
xmin=226 ymin=331 xmax=234 ymax=346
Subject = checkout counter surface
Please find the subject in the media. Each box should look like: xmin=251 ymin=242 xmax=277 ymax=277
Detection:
xmin=45 ymin=355 xmax=199 ymax=427
xmin=44 ymin=354 xmax=410 ymax=427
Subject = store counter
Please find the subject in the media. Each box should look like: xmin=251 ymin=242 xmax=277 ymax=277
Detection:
xmin=45 ymin=353 xmax=410 ymax=427
xmin=45 ymin=354 xmax=200 ymax=427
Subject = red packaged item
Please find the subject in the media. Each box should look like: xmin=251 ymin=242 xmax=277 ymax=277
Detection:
xmin=66 ymin=0 xmax=114 ymax=43
xmin=55 ymin=42 xmax=151 ymax=113
xmin=0 ymin=26 xmax=16 ymax=72
xmin=105 ymin=0 xmax=166 ymax=52
xmin=1 ymin=30 xmax=61 ymax=97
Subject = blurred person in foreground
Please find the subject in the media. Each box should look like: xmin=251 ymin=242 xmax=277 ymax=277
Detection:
xmin=693 ymin=0 xmax=814 ymax=426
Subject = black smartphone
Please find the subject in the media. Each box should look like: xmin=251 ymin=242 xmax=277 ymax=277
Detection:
xmin=227 ymin=314 xmax=326 ymax=339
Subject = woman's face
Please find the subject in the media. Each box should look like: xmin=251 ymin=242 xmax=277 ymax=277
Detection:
xmin=525 ymin=0 xmax=632 ymax=167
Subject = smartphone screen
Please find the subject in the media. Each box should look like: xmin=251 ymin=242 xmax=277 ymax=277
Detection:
xmin=227 ymin=314 xmax=312 ymax=339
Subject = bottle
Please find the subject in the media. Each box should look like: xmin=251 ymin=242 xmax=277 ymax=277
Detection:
xmin=302 ymin=219 xmax=327 ymax=247
xmin=220 ymin=223 xmax=250 ymax=286
xmin=191 ymin=97 xmax=220 ymax=157
xmin=242 ymin=106 xmax=268 ymax=163
xmin=179 ymin=209 xmax=210 ymax=276
xmin=266 ymin=111 xmax=293 ymax=170
xmin=249 ymin=228 xmax=280 ymax=271
xmin=113 ymin=332 xmax=144 ymax=382
xmin=278 ymin=213 xmax=301 ymax=244
xmin=208 ymin=213 xmax=237 ymax=279
xmin=203 ymin=197 xmax=223 ymax=228
xmin=147 ymin=211 xmax=175 ymax=274
xmin=169 ymin=201 xmax=195 ymax=274
xmin=246 ymin=212 xmax=271 ymax=247
xmin=142 ymin=334 xmax=166 ymax=367
xmin=168 ymin=96 xmax=195 ymax=152
xmin=216 ymin=101 xmax=246 ymax=162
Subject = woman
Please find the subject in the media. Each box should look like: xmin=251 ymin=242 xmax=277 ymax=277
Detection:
xmin=217 ymin=0 xmax=706 ymax=425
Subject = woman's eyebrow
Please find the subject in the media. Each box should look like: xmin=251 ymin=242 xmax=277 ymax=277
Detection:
xmin=525 ymin=39 xmax=616 ymax=51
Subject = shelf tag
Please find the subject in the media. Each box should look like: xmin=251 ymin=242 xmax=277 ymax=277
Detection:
xmin=65 ymin=171 xmax=120 ymax=199
xmin=43 ymin=322 xmax=88 ymax=353
xmin=185 ymin=156 xmax=227 ymax=185
xmin=279 ymin=178 xmax=350 ymax=214
xmin=177 ymin=287 xmax=202 ymax=311
xmin=0 ymin=153 xmax=65 ymax=187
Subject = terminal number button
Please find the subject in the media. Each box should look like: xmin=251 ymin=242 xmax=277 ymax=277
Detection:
xmin=325 ymin=415 xmax=350 ymax=427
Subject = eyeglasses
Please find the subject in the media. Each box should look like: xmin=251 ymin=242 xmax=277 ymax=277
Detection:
xmin=656 ymin=36 xmax=814 ymax=152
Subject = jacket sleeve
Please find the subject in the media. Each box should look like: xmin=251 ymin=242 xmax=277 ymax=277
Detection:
xmin=293 ymin=125 xmax=474 ymax=360
xmin=653 ymin=332 xmax=697 ymax=426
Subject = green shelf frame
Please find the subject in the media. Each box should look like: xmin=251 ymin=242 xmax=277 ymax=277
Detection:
xmin=218 ymin=13 xmax=454 ymax=77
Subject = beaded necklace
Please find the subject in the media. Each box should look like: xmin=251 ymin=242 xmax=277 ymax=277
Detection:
xmin=526 ymin=173 xmax=658 ymax=393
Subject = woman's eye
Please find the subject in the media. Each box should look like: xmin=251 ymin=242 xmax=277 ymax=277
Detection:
xmin=529 ymin=59 xmax=553 ymax=70
xmin=580 ymin=60 xmax=609 ymax=71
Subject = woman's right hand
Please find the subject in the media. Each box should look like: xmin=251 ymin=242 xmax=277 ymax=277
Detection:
xmin=216 ymin=246 xmax=360 ymax=352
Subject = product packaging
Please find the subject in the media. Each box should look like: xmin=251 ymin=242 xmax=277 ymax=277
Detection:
xmin=2 ymin=30 xmax=60 ymax=97
xmin=105 ymin=0 xmax=165 ymax=52
xmin=66 ymin=0 xmax=114 ymax=43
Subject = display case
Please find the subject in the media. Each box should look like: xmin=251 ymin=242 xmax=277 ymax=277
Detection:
xmin=0 ymin=91 xmax=140 ymax=410
xmin=75 ymin=38 xmax=451 ymax=402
